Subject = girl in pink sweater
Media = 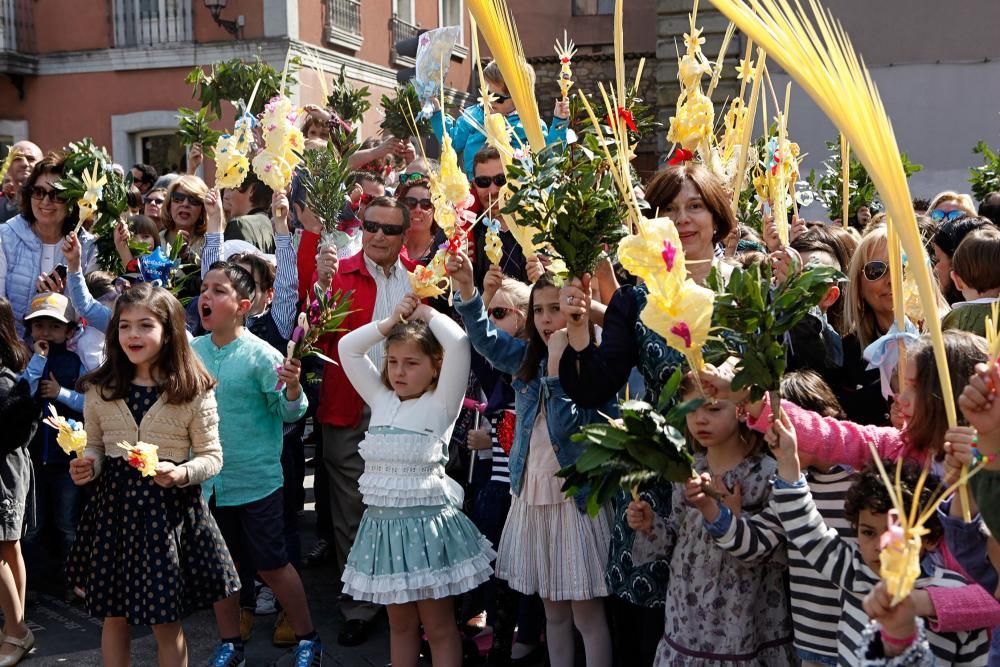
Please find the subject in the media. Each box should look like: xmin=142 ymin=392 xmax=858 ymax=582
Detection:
xmin=700 ymin=330 xmax=1000 ymax=636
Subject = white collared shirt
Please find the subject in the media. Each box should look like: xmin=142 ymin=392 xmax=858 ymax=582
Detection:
xmin=363 ymin=251 xmax=412 ymax=370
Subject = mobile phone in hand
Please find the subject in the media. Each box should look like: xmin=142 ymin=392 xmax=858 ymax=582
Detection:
xmin=53 ymin=264 xmax=68 ymax=281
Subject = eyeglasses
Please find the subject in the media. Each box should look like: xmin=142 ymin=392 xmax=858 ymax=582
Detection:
xmin=398 ymin=172 xmax=427 ymax=184
xmin=170 ymin=191 xmax=203 ymax=206
xmin=144 ymin=196 xmax=165 ymax=206
xmin=489 ymin=306 xmax=520 ymax=320
xmin=491 ymin=93 xmax=511 ymax=104
xmin=863 ymin=260 xmax=888 ymax=281
xmin=474 ymin=174 xmax=506 ymax=189
xmin=29 ymin=186 xmax=62 ymax=203
xmin=362 ymin=220 xmax=405 ymax=236
xmin=401 ymin=196 xmax=433 ymax=211
xmin=930 ymin=209 xmax=965 ymax=223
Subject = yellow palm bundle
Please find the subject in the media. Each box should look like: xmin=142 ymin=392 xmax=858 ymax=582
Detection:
xmin=118 ymin=440 xmax=159 ymax=477
xmin=985 ymin=301 xmax=1000 ymax=360
xmin=42 ymin=405 xmax=87 ymax=458
xmin=707 ymin=0 xmax=961 ymax=500
xmin=886 ymin=220 xmax=908 ymax=381
xmin=466 ymin=0 xmax=545 ymax=152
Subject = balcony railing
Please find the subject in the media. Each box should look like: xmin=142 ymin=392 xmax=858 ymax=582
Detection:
xmin=389 ymin=14 xmax=419 ymax=66
xmin=0 ymin=0 xmax=36 ymax=54
xmin=324 ymin=0 xmax=362 ymax=51
xmin=112 ymin=0 xmax=192 ymax=48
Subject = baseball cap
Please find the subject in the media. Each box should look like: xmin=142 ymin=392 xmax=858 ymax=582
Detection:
xmin=24 ymin=292 xmax=77 ymax=325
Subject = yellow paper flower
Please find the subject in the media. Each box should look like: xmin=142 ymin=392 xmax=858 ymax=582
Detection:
xmin=640 ymin=281 xmax=715 ymax=372
xmin=77 ymin=163 xmax=107 ymax=224
xmin=485 ymin=228 xmax=503 ymax=265
xmin=252 ymin=150 xmax=293 ymax=192
xmin=736 ymin=58 xmax=756 ymax=81
xmin=408 ymin=255 xmax=448 ymax=298
xmin=667 ymin=86 xmax=715 ymax=152
xmin=42 ymin=405 xmax=87 ymax=457
xmin=879 ymin=509 xmax=925 ymax=604
xmin=617 ymin=217 xmax=687 ymax=297
xmin=117 ymin=441 xmax=159 ymax=477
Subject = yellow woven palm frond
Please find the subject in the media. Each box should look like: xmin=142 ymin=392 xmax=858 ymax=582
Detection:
xmin=886 ymin=221 xmax=909 ymax=383
xmin=986 ymin=301 xmax=1000 ymax=360
xmin=707 ymin=0 xmax=956 ymax=432
xmin=466 ymin=0 xmax=545 ymax=152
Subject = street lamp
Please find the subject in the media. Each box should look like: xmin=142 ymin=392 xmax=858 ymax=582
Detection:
xmin=204 ymin=0 xmax=241 ymax=39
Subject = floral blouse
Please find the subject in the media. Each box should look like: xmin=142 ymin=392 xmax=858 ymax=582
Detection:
xmin=632 ymin=453 xmax=796 ymax=666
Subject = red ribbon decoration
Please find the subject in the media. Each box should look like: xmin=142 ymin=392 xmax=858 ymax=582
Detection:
xmin=668 ymin=148 xmax=695 ymax=165
xmin=605 ymin=106 xmax=638 ymax=133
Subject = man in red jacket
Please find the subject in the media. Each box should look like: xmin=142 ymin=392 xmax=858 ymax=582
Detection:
xmin=310 ymin=196 xmax=414 ymax=646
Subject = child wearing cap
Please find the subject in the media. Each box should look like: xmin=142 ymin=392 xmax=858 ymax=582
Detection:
xmin=20 ymin=291 xmax=87 ymax=595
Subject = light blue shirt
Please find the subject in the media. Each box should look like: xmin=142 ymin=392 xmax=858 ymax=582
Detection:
xmin=193 ymin=329 xmax=306 ymax=506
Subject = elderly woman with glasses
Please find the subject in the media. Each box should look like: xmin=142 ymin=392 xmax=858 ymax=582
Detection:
xmin=0 ymin=152 xmax=98 ymax=336
xmin=395 ymin=178 xmax=446 ymax=266
xmin=159 ymin=175 xmax=209 ymax=265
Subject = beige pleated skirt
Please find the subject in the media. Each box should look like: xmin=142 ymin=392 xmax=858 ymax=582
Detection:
xmin=495 ymin=494 xmax=612 ymax=601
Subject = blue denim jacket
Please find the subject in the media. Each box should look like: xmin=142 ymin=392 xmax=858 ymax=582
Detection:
xmin=454 ymin=290 xmax=618 ymax=512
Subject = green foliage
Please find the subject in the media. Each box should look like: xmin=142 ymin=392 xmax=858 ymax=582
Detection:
xmin=327 ymin=64 xmax=371 ymax=126
xmin=501 ymin=138 xmax=627 ymax=278
xmin=557 ymin=369 xmax=701 ymax=516
xmin=379 ymin=83 xmax=430 ymax=139
xmin=53 ymin=139 xmax=132 ymax=274
xmin=970 ymin=141 xmax=1000 ymax=203
xmin=578 ymin=86 xmax=660 ymax=148
xmin=806 ymin=138 xmax=922 ymax=224
xmin=185 ymin=55 xmax=300 ymax=120
xmin=707 ymin=262 xmax=843 ymax=403
xmin=176 ymin=107 xmax=222 ymax=159
xmin=297 ymin=142 xmax=357 ymax=246
xmin=293 ymin=289 xmax=356 ymax=363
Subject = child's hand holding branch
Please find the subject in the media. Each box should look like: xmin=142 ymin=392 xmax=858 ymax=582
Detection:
xmin=379 ymin=295 xmax=419 ymax=336
xmin=766 ymin=409 xmax=801 ymax=483
xmin=277 ymin=357 xmax=303 ymax=401
xmin=626 ymin=499 xmax=654 ymax=535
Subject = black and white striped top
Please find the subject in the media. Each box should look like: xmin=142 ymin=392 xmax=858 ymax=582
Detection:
xmin=770 ymin=478 xmax=990 ymax=666
xmin=711 ymin=466 xmax=856 ymax=661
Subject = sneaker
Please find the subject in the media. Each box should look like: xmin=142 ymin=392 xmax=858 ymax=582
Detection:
xmin=207 ymin=642 xmax=245 ymax=667
xmin=239 ymin=608 xmax=254 ymax=642
xmin=256 ymin=586 xmax=278 ymax=615
xmin=301 ymin=539 xmax=332 ymax=568
xmin=269 ymin=638 xmax=323 ymax=667
xmin=272 ymin=609 xmax=296 ymax=647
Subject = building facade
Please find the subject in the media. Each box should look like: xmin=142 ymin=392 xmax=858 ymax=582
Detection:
xmin=0 ymin=0 xmax=474 ymax=176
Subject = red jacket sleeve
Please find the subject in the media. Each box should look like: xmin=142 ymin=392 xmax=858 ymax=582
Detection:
xmin=296 ymin=230 xmax=321 ymax=303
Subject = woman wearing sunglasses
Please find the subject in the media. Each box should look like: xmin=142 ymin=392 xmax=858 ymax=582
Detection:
xmin=396 ymin=179 xmax=446 ymax=266
xmin=430 ymin=61 xmax=568 ymax=179
xmin=836 ymin=225 xmax=949 ymax=427
xmin=0 ymin=152 xmax=98 ymax=336
xmin=159 ymin=175 xmax=209 ymax=265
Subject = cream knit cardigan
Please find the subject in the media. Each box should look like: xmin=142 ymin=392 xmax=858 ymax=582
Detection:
xmin=82 ymin=386 xmax=222 ymax=486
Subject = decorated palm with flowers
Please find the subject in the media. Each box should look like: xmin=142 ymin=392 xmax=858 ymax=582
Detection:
xmin=117 ymin=441 xmax=159 ymax=477
xmin=42 ymin=405 xmax=87 ymax=458
xmin=409 ymin=253 xmax=451 ymax=299
xmin=287 ymin=289 xmax=354 ymax=365
xmin=214 ymin=101 xmax=258 ymax=190
xmin=252 ymin=95 xmax=304 ymax=192
xmin=297 ymin=140 xmax=357 ymax=250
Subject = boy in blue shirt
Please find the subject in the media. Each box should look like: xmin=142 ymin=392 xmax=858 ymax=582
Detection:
xmin=193 ymin=261 xmax=320 ymax=667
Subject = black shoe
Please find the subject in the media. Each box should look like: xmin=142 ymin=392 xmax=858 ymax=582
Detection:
xmin=337 ymin=619 xmax=371 ymax=647
xmin=301 ymin=539 xmax=331 ymax=568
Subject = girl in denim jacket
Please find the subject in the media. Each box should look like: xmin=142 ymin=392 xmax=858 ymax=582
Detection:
xmin=448 ymin=251 xmax=615 ymax=667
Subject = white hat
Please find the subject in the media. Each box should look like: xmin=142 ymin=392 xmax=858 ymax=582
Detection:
xmin=223 ymin=240 xmax=276 ymax=266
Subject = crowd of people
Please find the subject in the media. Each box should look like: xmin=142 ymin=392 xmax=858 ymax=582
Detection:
xmin=3 ymin=51 xmax=1000 ymax=667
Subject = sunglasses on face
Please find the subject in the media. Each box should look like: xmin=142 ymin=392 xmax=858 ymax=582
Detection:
xmin=863 ymin=260 xmax=888 ymax=281
xmin=401 ymin=196 xmax=433 ymax=211
xmin=144 ymin=196 xmax=164 ymax=206
xmin=362 ymin=220 xmax=405 ymax=236
xmin=30 ymin=186 xmax=62 ymax=203
xmin=474 ymin=174 xmax=506 ymax=189
xmin=491 ymin=93 xmax=512 ymax=104
xmin=170 ymin=191 xmax=203 ymax=206
xmin=398 ymin=172 xmax=427 ymax=184
xmin=930 ymin=209 xmax=965 ymax=223
xmin=489 ymin=306 xmax=519 ymax=320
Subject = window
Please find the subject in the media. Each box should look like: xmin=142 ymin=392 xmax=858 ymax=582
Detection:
xmin=440 ymin=0 xmax=464 ymax=41
xmin=572 ymin=0 xmax=614 ymax=15
xmin=393 ymin=0 xmax=415 ymax=25
xmin=113 ymin=0 xmax=192 ymax=47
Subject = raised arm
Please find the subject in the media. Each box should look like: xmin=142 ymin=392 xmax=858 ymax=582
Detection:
xmin=270 ymin=191 xmax=297 ymax=339
xmin=420 ymin=305 xmax=471 ymax=411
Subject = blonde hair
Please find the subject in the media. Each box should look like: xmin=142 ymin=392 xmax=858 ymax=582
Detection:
xmin=161 ymin=175 xmax=209 ymax=236
xmin=496 ymin=277 xmax=530 ymax=311
xmin=482 ymin=60 xmax=536 ymax=91
xmin=928 ymin=191 xmax=976 ymax=217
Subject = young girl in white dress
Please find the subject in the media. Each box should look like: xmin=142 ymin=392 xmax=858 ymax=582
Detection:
xmin=339 ymin=294 xmax=495 ymax=667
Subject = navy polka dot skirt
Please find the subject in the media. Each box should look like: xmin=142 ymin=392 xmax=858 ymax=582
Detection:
xmin=66 ymin=386 xmax=239 ymax=625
